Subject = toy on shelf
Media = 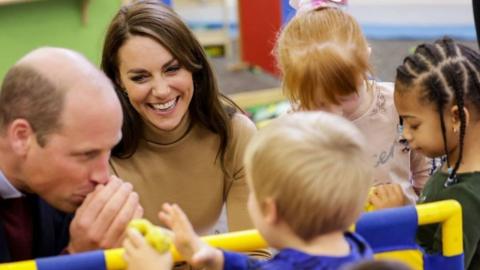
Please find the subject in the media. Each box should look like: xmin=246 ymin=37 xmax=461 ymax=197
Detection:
xmin=229 ymin=87 xmax=289 ymax=128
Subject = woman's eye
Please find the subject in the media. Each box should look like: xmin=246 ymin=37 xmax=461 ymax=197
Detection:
xmin=130 ymin=75 xmax=147 ymax=82
xmin=165 ymin=65 xmax=180 ymax=73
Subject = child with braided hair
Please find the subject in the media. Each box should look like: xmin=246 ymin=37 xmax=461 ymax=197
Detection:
xmin=394 ymin=37 xmax=480 ymax=270
xmin=277 ymin=0 xmax=432 ymax=209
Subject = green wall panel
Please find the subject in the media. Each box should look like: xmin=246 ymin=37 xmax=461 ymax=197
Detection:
xmin=0 ymin=0 xmax=121 ymax=80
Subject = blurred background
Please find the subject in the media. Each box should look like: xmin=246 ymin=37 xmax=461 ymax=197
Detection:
xmin=0 ymin=0 xmax=477 ymax=95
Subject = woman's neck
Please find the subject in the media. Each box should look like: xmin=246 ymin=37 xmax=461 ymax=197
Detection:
xmin=142 ymin=114 xmax=192 ymax=145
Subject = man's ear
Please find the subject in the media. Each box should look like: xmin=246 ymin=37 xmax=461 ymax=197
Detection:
xmin=7 ymin=119 xmax=34 ymax=156
xmin=261 ymin=197 xmax=280 ymax=225
xmin=450 ymin=105 xmax=470 ymax=132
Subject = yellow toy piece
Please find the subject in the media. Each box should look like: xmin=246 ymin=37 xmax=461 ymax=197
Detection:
xmin=416 ymin=200 xmax=463 ymax=257
xmin=364 ymin=187 xmax=376 ymax=212
xmin=0 ymin=260 xmax=37 ymax=270
xmin=127 ymin=219 xmax=172 ymax=253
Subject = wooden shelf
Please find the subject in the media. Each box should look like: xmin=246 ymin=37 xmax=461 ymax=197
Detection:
xmin=229 ymin=88 xmax=284 ymax=108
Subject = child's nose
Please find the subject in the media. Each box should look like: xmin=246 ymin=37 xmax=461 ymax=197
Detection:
xmin=402 ymin=129 xmax=413 ymax=142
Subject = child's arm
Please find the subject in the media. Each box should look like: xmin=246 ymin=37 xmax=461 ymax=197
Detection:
xmin=123 ymin=228 xmax=173 ymax=270
xmin=158 ymin=203 xmax=224 ymax=270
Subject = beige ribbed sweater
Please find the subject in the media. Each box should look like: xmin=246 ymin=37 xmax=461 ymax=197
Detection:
xmin=110 ymin=113 xmax=256 ymax=235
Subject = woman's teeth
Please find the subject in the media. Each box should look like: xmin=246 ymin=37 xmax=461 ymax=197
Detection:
xmin=151 ymin=99 xmax=176 ymax=110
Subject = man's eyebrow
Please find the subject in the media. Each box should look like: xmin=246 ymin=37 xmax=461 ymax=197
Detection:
xmin=70 ymin=149 xmax=101 ymax=156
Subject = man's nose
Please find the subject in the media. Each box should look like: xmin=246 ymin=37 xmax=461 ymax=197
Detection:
xmin=90 ymin=152 xmax=110 ymax=185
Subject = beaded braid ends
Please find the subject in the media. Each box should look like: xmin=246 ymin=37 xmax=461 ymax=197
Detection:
xmin=395 ymin=37 xmax=480 ymax=187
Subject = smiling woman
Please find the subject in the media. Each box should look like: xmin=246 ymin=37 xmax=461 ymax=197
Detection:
xmin=101 ymin=0 xmax=259 ymax=254
xmin=117 ymin=35 xmax=194 ymax=132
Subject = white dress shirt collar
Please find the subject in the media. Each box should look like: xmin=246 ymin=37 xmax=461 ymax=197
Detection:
xmin=0 ymin=170 xmax=22 ymax=199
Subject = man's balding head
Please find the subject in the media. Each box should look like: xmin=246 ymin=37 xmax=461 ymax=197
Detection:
xmin=16 ymin=47 xmax=113 ymax=91
xmin=0 ymin=47 xmax=119 ymax=145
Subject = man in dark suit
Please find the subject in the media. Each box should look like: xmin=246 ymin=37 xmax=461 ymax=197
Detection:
xmin=0 ymin=47 xmax=143 ymax=262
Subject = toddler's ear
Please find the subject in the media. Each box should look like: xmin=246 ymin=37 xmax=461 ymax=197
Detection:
xmin=261 ymin=197 xmax=280 ymax=225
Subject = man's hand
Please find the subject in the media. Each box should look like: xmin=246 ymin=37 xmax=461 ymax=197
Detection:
xmin=67 ymin=176 xmax=143 ymax=253
xmin=368 ymin=183 xmax=406 ymax=210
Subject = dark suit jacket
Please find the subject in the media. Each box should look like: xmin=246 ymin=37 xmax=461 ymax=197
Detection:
xmin=0 ymin=195 xmax=73 ymax=262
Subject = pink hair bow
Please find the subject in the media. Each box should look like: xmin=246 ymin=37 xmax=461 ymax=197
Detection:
xmin=289 ymin=0 xmax=348 ymax=13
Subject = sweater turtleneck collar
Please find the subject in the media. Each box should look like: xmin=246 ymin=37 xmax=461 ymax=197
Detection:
xmin=142 ymin=113 xmax=193 ymax=145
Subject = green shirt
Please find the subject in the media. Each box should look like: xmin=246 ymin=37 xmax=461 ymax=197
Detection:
xmin=417 ymin=171 xmax=480 ymax=270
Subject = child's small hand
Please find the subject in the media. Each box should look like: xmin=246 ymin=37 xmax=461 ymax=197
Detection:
xmin=368 ymin=183 xmax=406 ymax=210
xmin=158 ymin=203 xmax=224 ymax=270
xmin=123 ymin=228 xmax=173 ymax=270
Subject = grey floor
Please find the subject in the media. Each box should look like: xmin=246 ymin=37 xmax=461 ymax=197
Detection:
xmin=211 ymin=39 xmax=479 ymax=95
xmin=210 ymin=57 xmax=280 ymax=95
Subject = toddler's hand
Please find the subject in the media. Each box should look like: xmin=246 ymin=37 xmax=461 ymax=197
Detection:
xmin=159 ymin=203 xmax=224 ymax=270
xmin=123 ymin=228 xmax=173 ymax=270
xmin=368 ymin=183 xmax=406 ymax=210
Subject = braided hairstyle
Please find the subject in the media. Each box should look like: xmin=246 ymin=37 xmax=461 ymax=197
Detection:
xmin=395 ymin=37 xmax=480 ymax=186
